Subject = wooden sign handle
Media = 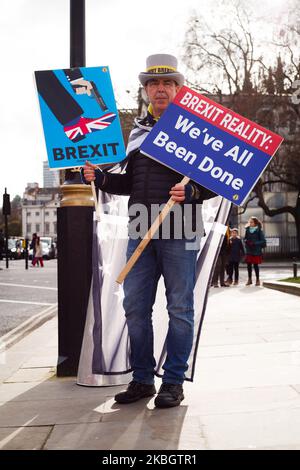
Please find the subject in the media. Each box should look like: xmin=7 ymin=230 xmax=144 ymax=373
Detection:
xmin=116 ymin=176 xmax=190 ymax=284
xmin=91 ymin=181 xmax=101 ymax=221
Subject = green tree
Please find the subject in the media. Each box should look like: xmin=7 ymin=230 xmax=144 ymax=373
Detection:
xmin=274 ymin=56 xmax=285 ymax=95
xmin=263 ymin=67 xmax=275 ymax=94
xmin=0 ymin=194 xmax=22 ymax=236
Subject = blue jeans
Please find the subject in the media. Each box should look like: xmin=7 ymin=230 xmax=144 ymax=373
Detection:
xmin=123 ymin=238 xmax=199 ymax=385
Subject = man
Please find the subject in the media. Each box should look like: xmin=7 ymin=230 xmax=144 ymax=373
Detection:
xmin=82 ymin=54 xmax=215 ymax=408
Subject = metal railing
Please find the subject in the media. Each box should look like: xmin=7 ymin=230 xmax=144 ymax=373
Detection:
xmin=264 ymin=236 xmax=298 ymax=258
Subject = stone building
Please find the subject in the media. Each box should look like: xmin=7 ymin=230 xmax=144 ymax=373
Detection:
xmin=21 ymin=183 xmax=59 ymax=240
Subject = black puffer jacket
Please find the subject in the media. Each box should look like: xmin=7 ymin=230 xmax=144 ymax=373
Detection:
xmin=96 ymin=113 xmax=216 ymax=237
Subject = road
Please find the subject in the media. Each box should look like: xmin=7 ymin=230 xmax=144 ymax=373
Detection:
xmin=0 ymin=257 xmax=294 ymax=338
xmin=0 ymin=259 xmax=57 ymax=337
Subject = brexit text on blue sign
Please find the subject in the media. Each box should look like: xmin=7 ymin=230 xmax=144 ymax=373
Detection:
xmin=140 ymin=86 xmax=284 ymax=206
xmin=35 ymin=66 xmax=126 ymax=170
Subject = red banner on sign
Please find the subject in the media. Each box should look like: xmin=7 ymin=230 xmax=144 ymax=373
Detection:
xmin=174 ymin=86 xmax=283 ymax=156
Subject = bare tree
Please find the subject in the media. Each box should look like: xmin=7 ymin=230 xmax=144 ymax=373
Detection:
xmin=244 ymin=161 xmax=300 ymax=256
xmin=244 ymin=3 xmax=300 ymax=255
xmin=183 ymin=1 xmax=300 ymax=255
xmin=238 ymin=98 xmax=300 ymax=256
xmin=119 ymin=109 xmax=138 ymax=146
xmin=183 ymin=1 xmax=263 ymax=101
xmin=272 ymin=3 xmax=300 ymax=90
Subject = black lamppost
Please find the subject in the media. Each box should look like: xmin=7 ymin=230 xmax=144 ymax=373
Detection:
xmin=57 ymin=0 xmax=94 ymax=376
xmin=2 ymin=188 xmax=11 ymax=269
xmin=65 ymin=0 xmax=86 ymax=185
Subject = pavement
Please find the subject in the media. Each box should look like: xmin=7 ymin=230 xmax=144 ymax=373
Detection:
xmin=0 ymin=266 xmax=300 ymax=450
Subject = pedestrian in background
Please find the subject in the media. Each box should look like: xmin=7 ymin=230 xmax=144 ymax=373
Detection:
xmin=226 ymin=228 xmax=245 ymax=285
xmin=32 ymin=237 xmax=44 ymax=267
xmin=30 ymin=233 xmax=38 ymax=266
xmin=244 ymin=217 xmax=266 ymax=286
xmin=211 ymin=227 xmax=230 ymax=287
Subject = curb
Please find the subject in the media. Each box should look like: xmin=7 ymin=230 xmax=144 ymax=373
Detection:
xmin=263 ymin=281 xmax=300 ymax=297
xmin=0 ymin=304 xmax=57 ymax=352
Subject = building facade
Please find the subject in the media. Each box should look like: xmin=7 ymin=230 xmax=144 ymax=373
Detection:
xmin=22 ymin=183 xmax=59 ymax=240
xmin=43 ymin=161 xmax=60 ymax=188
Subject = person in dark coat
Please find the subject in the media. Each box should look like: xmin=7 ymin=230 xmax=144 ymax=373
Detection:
xmin=244 ymin=217 xmax=266 ymax=286
xmin=211 ymin=227 xmax=230 ymax=287
xmin=226 ymin=228 xmax=245 ymax=285
xmin=82 ymin=54 xmax=216 ymax=409
xmin=30 ymin=233 xmax=38 ymax=266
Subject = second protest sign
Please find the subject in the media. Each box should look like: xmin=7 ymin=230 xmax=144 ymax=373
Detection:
xmin=140 ymin=86 xmax=283 ymax=206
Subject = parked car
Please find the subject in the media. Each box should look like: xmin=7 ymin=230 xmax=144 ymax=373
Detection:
xmin=29 ymin=237 xmax=56 ymax=260
xmin=2 ymin=238 xmax=25 ymax=260
xmin=40 ymin=237 xmax=56 ymax=259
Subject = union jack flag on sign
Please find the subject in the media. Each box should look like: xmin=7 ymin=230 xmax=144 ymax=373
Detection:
xmin=64 ymin=113 xmax=116 ymax=142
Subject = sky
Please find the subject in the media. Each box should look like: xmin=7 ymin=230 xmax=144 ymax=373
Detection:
xmin=0 ymin=0 xmax=289 ymax=198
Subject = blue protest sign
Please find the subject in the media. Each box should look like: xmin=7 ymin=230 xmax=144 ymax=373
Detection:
xmin=35 ymin=66 xmax=126 ymax=170
xmin=140 ymin=86 xmax=283 ymax=206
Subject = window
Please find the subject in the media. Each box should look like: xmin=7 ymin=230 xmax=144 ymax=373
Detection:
xmin=26 ymin=223 xmax=31 ymax=234
xmin=45 ymin=222 xmax=50 ymax=234
xmin=53 ymin=222 xmax=57 ymax=233
xmin=45 ymin=211 xmax=49 ymax=216
xmin=35 ymin=211 xmax=40 ymax=216
xmin=36 ymin=224 xmax=40 ymax=233
xmin=27 ymin=212 xmax=31 ymax=216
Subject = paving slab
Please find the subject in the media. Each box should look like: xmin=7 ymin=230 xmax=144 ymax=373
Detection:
xmin=44 ymin=416 xmax=207 ymax=450
xmin=198 ymin=340 xmax=300 ymax=358
xmin=0 ymin=425 xmax=52 ymax=450
xmin=0 ymin=379 xmax=122 ymax=403
xmin=21 ymin=354 xmax=58 ymax=369
xmin=0 ymin=396 xmax=103 ymax=427
xmin=183 ymin=385 xmax=300 ymax=416
xmin=200 ymin=407 xmax=300 ymax=450
xmin=4 ymin=367 xmax=55 ymax=383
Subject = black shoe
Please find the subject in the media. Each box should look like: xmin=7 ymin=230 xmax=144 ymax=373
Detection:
xmin=154 ymin=383 xmax=184 ymax=408
xmin=114 ymin=381 xmax=156 ymax=404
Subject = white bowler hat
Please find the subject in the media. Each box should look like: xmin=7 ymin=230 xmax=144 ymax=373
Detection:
xmin=139 ymin=54 xmax=185 ymax=87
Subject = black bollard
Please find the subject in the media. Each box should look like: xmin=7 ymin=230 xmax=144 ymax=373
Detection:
xmin=57 ymin=188 xmax=94 ymax=376
xmin=2 ymin=188 xmax=10 ymax=269
xmin=293 ymin=262 xmax=298 ymax=278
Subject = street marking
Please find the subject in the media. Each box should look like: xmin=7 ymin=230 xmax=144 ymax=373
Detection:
xmin=0 ymin=282 xmax=57 ymax=291
xmin=0 ymin=416 xmax=38 ymax=449
xmin=0 ymin=299 xmax=56 ymax=306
